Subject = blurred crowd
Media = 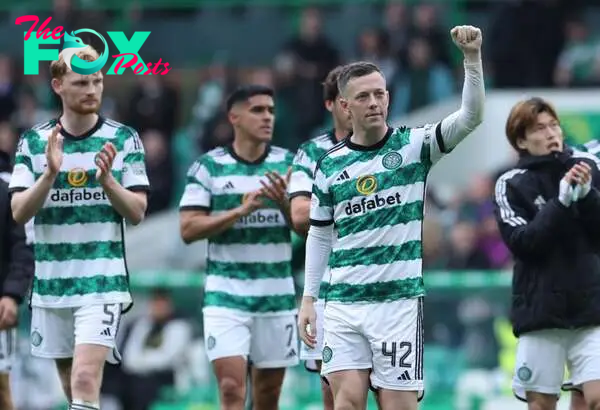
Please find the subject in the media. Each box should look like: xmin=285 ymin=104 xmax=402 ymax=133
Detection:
xmin=0 ymin=0 xmax=597 ymax=267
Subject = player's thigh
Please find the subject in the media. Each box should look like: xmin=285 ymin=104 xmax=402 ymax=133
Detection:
xmin=30 ymin=306 xmax=74 ymax=359
xmin=513 ymin=329 xmax=567 ymax=401
xmin=569 ymin=327 xmax=600 ymax=407
xmin=320 ymin=303 xmax=371 ymax=377
xmin=568 ymin=327 xmax=600 ymax=386
xmin=301 ymin=300 xmax=325 ymax=363
xmin=73 ymin=303 xmax=122 ymax=365
xmin=203 ymin=312 xmax=252 ymax=363
xmin=251 ymin=314 xmax=299 ymax=369
xmin=0 ymin=329 xmax=18 ymax=374
xmin=568 ymin=389 xmax=587 ymax=410
xmin=367 ymin=298 xmax=424 ymax=401
xmin=326 ymin=369 xmax=370 ymax=410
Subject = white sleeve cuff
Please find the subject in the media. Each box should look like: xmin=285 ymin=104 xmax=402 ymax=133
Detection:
xmin=303 ymin=224 xmax=333 ymax=298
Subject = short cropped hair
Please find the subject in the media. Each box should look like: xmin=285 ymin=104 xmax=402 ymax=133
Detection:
xmin=337 ymin=62 xmax=383 ymax=97
xmin=50 ymin=46 xmax=100 ymax=79
xmin=322 ymin=66 xmax=345 ymax=102
xmin=505 ymin=97 xmax=560 ymax=150
xmin=226 ymin=85 xmax=274 ymax=112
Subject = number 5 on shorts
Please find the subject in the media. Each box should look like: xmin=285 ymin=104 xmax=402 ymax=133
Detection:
xmin=102 ymin=304 xmax=115 ymax=326
xmin=382 ymin=341 xmax=412 ymax=368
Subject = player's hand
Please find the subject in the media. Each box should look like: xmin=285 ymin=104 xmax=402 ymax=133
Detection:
xmin=95 ymin=142 xmax=117 ymax=183
xmin=238 ymin=190 xmax=264 ymax=216
xmin=559 ymin=162 xmax=593 ymax=205
xmin=298 ymin=296 xmax=317 ymax=349
xmin=45 ymin=124 xmax=63 ymax=176
xmin=572 ymin=161 xmax=593 ymax=200
xmin=260 ymin=168 xmax=292 ymax=207
xmin=451 ymin=25 xmax=482 ymax=57
xmin=0 ymin=297 xmax=18 ymax=330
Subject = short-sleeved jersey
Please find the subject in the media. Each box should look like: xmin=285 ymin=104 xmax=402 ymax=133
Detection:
xmin=310 ymin=125 xmax=441 ymax=304
xmin=289 ymin=130 xmax=338 ymax=299
xmin=179 ymin=145 xmax=296 ymax=316
xmin=9 ymin=117 xmax=149 ymax=308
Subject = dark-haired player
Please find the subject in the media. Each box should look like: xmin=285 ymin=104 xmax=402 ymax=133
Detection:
xmin=179 ymin=85 xmax=298 ymax=410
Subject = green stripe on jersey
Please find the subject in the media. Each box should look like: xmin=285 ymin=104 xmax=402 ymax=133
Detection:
xmin=327 ymin=277 xmax=425 ymax=303
xmin=337 ymin=201 xmax=424 ymax=238
xmin=182 ymin=146 xmax=296 ymax=315
xmin=33 ymin=275 xmax=129 ymax=297
xmin=210 ymin=226 xmax=290 ymax=245
xmin=315 ymin=126 xmax=436 ymax=304
xmin=207 ymin=260 xmax=292 ymax=280
xmin=12 ymin=118 xmax=146 ymax=308
xmin=36 ymin=205 xmax=122 ymax=225
xmin=204 ymin=291 xmax=297 ymax=314
xmin=34 ymin=241 xmax=123 ymax=262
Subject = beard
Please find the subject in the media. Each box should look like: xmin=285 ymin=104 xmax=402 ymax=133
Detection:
xmin=68 ymin=99 xmax=101 ymax=115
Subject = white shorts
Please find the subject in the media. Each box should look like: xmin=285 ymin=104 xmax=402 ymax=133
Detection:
xmin=203 ymin=311 xmax=299 ymax=369
xmin=0 ymin=328 xmax=17 ymax=373
xmin=30 ymin=304 xmax=123 ymax=364
xmin=301 ymin=299 xmax=325 ymax=372
xmin=321 ymin=298 xmax=424 ymax=397
xmin=513 ymin=327 xmax=600 ymax=400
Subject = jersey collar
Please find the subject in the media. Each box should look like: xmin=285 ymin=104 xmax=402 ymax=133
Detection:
xmin=227 ymin=143 xmax=271 ymax=165
xmin=345 ymin=126 xmax=392 ymax=152
xmin=58 ymin=115 xmax=104 ymax=140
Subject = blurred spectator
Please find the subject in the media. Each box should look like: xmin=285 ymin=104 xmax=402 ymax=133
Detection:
xmin=141 ymin=129 xmax=173 ymax=215
xmin=0 ymin=56 xmax=17 ymax=124
xmin=488 ymin=0 xmax=569 ymax=88
xmin=390 ymin=36 xmax=454 ymax=117
xmin=355 ymin=27 xmax=398 ymax=82
xmin=125 ymin=75 xmax=179 ymax=139
xmin=191 ymin=63 xmax=234 ymax=152
xmin=554 ymin=15 xmax=600 ymax=87
xmin=446 ymin=221 xmax=492 ymax=270
xmin=120 ymin=289 xmax=193 ymax=410
xmin=478 ymin=214 xmax=512 ymax=270
xmin=0 ymin=123 xmax=16 ymax=159
xmin=401 ymin=4 xmax=452 ymax=68
xmin=279 ymin=7 xmax=340 ymax=139
xmin=423 ymin=218 xmax=446 ymax=270
xmin=382 ymin=2 xmax=409 ymax=57
xmin=12 ymin=91 xmax=52 ymax=135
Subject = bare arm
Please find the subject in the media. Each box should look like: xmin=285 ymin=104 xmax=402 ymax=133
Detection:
xmin=180 ymin=190 xmax=262 ymax=244
xmin=11 ymin=170 xmax=56 ymax=224
xmin=101 ymin=176 xmax=147 ymax=225
xmin=291 ymin=196 xmax=311 ymax=236
xmin=180 ymin=208 xmax=243 ymax=244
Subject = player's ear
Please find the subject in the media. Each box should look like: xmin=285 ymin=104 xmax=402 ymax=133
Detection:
xmin=51 ymin=78 xmax=62 ymax=96
xmin=339 ymin=97 xmax=349 ymax=113
xmin=324 ymin=100 xmax=334 ymax=113
xmin=228 ymin=109 xmax=239 ymax=126
xmin=516 ymin=137 xmax=528 ymax=151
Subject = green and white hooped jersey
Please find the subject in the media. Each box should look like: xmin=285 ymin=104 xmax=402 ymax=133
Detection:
xmin=179 ymin=145 xmax=296 ymax=316
xmin=9 ymin=117 xmax=150 ymax=308
xmin=310 ymin=125 xmax=440 ymax=304
xmin=289 ymin=130 xmax=338 ymax=299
